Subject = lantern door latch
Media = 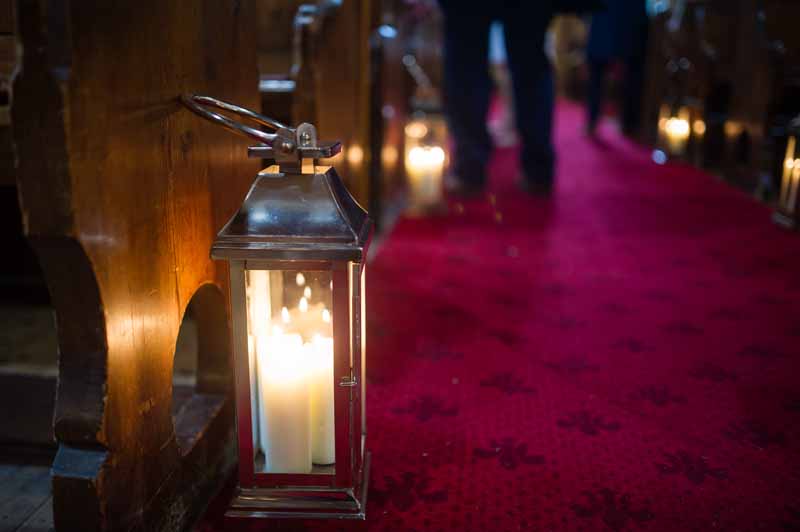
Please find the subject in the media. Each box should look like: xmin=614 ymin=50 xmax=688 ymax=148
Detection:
xmin=339 ymin=374 xmax=358 ymax=388
xmin=180 ymin=94 xmax=342 ymax=173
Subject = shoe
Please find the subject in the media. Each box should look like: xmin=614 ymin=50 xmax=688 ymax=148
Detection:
xmin=517 ymin=178 xmax=553 ymax=197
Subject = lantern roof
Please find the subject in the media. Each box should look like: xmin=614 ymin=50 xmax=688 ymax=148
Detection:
xmin=211 ymin=165 xmax=371 ymax=262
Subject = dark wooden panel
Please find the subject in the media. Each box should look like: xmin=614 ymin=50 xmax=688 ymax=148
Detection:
xmin=0 ymin=374 xmax=56 ymax=447
xmin=290 ymin=0 xmax=374 ymax=207
xmin=12 ymin=0 xmax=259 ymax=529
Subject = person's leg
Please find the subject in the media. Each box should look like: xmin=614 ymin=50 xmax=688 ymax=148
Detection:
xmin=587 ymin=59 xmax=608 ymax=134
xmin=501 ymin=4 xmax=555 ymax=186
xmin=440 ymin=4 xmax=492 ymax=187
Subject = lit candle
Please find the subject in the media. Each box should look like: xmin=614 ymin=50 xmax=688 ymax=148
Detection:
xmin=308 ymin=335 xmax=335 ymax=464
xmin=665 ymin=116 xmax=690 ymax=155
xmin=257 ymin=329 xmax=312 ymax=474
xmin=406 ymin=146 xmax=445 ymax=205
xmin=780 ymin=137 xmax=796 ymax=209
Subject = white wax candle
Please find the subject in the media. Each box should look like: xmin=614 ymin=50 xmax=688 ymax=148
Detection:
xmin=406 ymin=146 xmax=445 ymax=205
xmin=309 ymin=335 xmax=335 ymax=465
xmin=257 ymin=331 xmax=312 ymax=474
xmin=780 ymin=138 xmax=796 ymax=208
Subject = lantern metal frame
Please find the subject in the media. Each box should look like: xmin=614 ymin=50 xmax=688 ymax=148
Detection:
xmin=181 ymin=95 xmax=371 ymax=519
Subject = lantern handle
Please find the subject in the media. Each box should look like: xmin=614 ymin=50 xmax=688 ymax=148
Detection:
xmin=180 ymin=94 xmax=342 ymax=163
xmin=180 ymin=94 xmax=287 ymax=145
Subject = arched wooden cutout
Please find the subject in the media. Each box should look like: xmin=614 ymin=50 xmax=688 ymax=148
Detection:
xmin=12 ymin=0 xmax=259 ymax=529
xmin=172 ymin=282 xmax=231 ymax=455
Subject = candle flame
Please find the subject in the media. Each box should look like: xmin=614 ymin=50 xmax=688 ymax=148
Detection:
xmin=322 ymin=308 xmax=331 ymax=323
xmin=299 ymin=297 xmax=309 ymax=313
xmin=303 ymin=286 xmax=312 ymax=299
xmin=296 ymin=273 xmax=305 ymax=286
xmin=347 ymin=145 xmax=364 ymax=166
xmin=404 ymin=120 xmax=429 ymax=139
xmin=281 ymin=307 xmax=290 ymax=323
xmin=693 ymin=119 xmax=706 ymax=136
xmin=408 ymin=145 xmax=445 ymax=167
xmin=665 ymin=117 xmax=690 ymax=138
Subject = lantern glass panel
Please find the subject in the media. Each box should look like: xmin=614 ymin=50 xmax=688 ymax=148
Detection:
xmin=245 ymin=269 xmax=336 ymax=475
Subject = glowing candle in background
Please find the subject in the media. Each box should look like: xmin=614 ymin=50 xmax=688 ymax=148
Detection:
xmin=780 ymin=137 xmax=796 ymax=210
xmin=693 ymin=119 xmax=706 ymax=137
xmin=406 ymin=146 xmax=445 ymax=205
xmin=664 ymin=107 xmax=691 ymax=155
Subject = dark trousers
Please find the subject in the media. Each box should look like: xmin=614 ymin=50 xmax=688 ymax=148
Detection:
xmin=440 ymin=4 xmax=555 ymax=185
xmin=587 ymin=56 xmax=645 ymax=134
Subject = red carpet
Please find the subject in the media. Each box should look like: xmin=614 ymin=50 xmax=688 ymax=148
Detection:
xmin=198 ymin=101 xmax=800 ymax=531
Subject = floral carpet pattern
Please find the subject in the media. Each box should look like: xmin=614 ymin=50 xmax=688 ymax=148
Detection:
xmin=198 ymin=102 xmax=800 ymax=531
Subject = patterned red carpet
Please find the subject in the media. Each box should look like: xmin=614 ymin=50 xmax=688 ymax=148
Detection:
xmin=198 ymin=101 xmax=800 ymax=531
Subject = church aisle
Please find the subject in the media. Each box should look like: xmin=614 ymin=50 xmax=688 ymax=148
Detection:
xmin=199 ymin=101 xmax=800 ymax=531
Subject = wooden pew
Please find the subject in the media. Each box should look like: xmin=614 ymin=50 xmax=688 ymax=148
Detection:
xmin=1 ymin=0 xmax=15 ymax=186
xmin=256 ymin=0 xmax=375 ymax=210
xmin=12 ymin=1 xmax=259 ymax=530
xmin=642 ymin=0 xmax=800 ymax=196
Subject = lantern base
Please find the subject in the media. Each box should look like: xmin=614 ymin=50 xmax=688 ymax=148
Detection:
xmin=772 ymin=210 xmax=798 ymax=229
xmin=225 ymin=452 xmax=371 ymax=520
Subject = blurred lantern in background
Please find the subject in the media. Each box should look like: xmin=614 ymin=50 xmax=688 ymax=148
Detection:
xmin=773 ymin=115 xmax=800 ymax=229
xmin=404 ymin=113 xmax=448 ymax=214
xmin=654 ymin=101 xmax=704 ymax=165
xmin=182 ymin=95 xmax=371 ymax=520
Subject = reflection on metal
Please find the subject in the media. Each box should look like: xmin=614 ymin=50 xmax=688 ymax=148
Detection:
xmin=258 ymin=79 xmax=296 ymax=94
xmin=181 ymin=94 xmax=341 ymax=169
